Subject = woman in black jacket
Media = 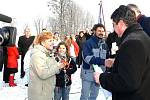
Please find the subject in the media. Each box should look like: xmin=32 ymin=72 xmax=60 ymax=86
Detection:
xmin=54 ymin=42 xmax=77 ymax=100
xmin=76 ymin=31 xmax=86 ymax=68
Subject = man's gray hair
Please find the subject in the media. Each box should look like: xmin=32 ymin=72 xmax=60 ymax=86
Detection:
xmin=127 ymin=4 xmax=141 ymax=14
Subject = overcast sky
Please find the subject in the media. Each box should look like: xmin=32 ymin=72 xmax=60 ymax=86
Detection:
xmin=0 ymin=0 xmax=150 ymax=34
xmin=0 ymin=0 xmax=49 ymax=34
xmin=75 ymin=0 xmax=150 ymax=31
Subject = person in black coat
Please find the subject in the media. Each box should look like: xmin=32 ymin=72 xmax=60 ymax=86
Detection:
xmin=18 ymin=27 xmax=35 ymax=78
xmin=127 ymin=4 xmax=150 ymax=37
xmin=94 ymin=5 xmax=150 ymax=100
xmin=105 ymin=31 xmax=120 ymax=72
xmin=106 ymin=31 xmax=120 ymax=58
xmin=54 ymin=42 xmax=77 ymax=100
xmin=84 ymin=29 xmax=93 ymax=40
xmin=76 ymin=31 xmax=86 ymax=68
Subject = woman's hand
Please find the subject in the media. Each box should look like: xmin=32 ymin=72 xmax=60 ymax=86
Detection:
xmin=58 ymin=62 xmax=66 ymax=69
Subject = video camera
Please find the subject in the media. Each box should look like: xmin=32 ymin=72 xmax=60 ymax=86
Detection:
xmin=0 ymin=14 xmax=17 ymax=46
xmin=0 ymin=14 xmax=17 ymax=71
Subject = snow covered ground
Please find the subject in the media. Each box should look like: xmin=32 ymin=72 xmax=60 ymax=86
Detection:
xmin=0 ymin=64 xmax=112 ymax=100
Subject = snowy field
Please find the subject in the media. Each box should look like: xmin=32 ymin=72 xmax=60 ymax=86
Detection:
xmin=0 ymin=61 xmax=112 ymax=100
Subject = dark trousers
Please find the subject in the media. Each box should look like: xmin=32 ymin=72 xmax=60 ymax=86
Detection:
xmin=3 ymin=47 xmax=9 ymax=83
xmin=76 ymin=51 xmax=83 ymax=67
xmin=3 ymin=64 xmax=10 ymax=83
xmin=0 ymin=47 xmax=3 ymax=71
xmin=20 ymin=55 xmax=25 ymax=77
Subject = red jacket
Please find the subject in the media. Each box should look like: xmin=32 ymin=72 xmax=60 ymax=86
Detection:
xmin=7 ymin=46 xmax=19 ymax=68
xmin=72 ymin=40 xmax=79 ymax=57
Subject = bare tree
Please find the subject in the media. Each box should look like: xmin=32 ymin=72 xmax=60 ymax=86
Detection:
xmin=47 ymin=0 xmax=95 ymax=34
xmin=47 ymin=16 xmax=59 ymax=32
xmin=48 ymin=0 xmax=68 ymax=33
xmin=34 ymin=17 xmax=44 ymax=34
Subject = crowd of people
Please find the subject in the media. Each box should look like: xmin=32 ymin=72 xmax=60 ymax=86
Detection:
xmin=0 ymin=3 xmax=150 ymax=100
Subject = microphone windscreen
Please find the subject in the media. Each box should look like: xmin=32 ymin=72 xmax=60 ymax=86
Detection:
xmin=0 ymin=14 xmax=12 ymax=23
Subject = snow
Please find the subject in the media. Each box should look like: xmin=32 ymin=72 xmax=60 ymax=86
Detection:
xmin=0 ymin=64 xmax=112 ymax=100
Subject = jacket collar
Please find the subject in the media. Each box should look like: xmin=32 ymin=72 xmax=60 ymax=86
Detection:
xmin=91 ymin=35 xmax=103 ymax=43
xmin=137 ymin=14 xmax=145 ymax=23
xmin=120 ymin=23 xmax=143 ymax=43
xmin=34 ymin=45 xmax=52 ymax=56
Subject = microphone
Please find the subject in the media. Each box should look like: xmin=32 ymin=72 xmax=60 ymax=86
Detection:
xmin=0 ymin=14 xmax=12 ymax=23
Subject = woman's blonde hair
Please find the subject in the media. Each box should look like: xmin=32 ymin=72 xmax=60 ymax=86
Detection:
xmin=35 ymin=32 xmax=53 ymax=45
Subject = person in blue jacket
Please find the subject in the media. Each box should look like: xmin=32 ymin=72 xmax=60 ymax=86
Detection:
xmin=80 ymin=23 xmax=109 ymax=100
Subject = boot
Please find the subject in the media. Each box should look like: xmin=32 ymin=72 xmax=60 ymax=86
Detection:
xmin=9 ymin=75 xmax=17 ymax=87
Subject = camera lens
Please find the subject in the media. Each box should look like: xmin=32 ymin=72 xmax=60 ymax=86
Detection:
xmin=0 ymin=27 xmax=10 ymax=46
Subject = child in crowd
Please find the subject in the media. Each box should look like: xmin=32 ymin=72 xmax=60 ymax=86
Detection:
xmin=54 ymin=42 xmax=77 ymax=100
xmin=7 ymin=45 xmax=19 ymax=87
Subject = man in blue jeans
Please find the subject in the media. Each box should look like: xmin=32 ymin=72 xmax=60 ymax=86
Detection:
xmin=80 ymin=23 xmax=109 ymax=100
